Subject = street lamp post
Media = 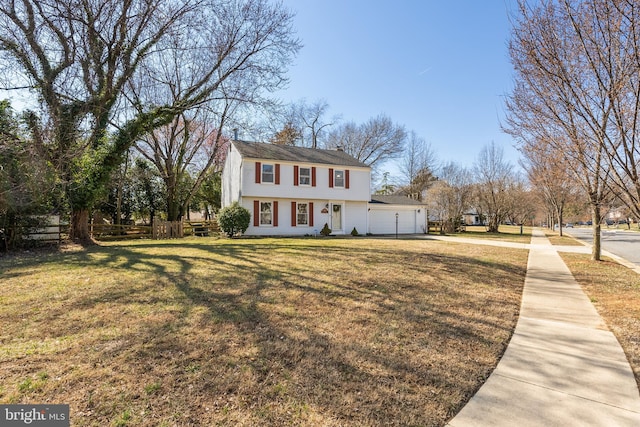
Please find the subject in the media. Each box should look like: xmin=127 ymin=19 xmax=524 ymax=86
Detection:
xmin=395 ymin=212 xmax=399 ymax=239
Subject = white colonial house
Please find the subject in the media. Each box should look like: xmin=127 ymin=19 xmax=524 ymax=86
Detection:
xmin=221 ymin=140 xmax=428 ymax=236
xmin=222 ymin=140 xmax=371 ymax=236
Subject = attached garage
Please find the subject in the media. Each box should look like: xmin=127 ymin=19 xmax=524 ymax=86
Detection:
xmin=368 ymin=195 xmax=427 ymax=235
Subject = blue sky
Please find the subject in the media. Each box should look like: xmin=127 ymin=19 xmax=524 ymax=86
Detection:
xmin=277 ymin=0 xmax=520 ymax=175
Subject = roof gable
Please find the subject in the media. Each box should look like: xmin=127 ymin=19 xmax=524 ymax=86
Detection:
xmin=232 ymin=140 xmax=369 ymax=168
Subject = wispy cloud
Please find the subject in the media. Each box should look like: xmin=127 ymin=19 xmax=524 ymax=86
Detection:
xmin=418 ymin=67 xmax=432 ymax=76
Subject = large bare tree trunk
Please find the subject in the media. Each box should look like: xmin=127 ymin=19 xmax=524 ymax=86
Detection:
xmin=557 ymin=208 xmax=564 ymax=237
xmin=70 ymin=209 xmax=90 ymax=241
xmin=591 ymin=204 xmax=602 ymax=261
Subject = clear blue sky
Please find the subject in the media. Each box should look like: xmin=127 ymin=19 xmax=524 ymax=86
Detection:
xmin=277 ymin=0 xmax=520 ymax=175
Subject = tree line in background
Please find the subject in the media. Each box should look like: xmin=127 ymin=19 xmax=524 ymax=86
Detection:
xmin=2 ymin=76 xmax=552 ymax=250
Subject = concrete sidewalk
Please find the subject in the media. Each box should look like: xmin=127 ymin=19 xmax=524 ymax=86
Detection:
xmin=446 ymin=229 xmax=640 ymax=426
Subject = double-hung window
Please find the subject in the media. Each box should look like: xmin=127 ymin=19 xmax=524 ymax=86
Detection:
xmin=297 ymin=203 xmax=309 ymax=225
xmin=260 ymin=202 xmax=272 ymax=225
xmin=299 ymin=167 xmax=311 ymax=186
xmin=261 ymin=164 xmax=274 ymax=183
xmin=334 ymin=170 xmax=345 ymax=188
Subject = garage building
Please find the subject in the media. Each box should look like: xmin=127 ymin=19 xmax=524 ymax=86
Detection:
xmin=368 ymin=195 xmax=428 ymax=235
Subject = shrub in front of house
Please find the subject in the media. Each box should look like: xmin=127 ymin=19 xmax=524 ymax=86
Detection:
xmin=351 ymin=227 xmax=359 ymax=236
xmin=320 ymin=223 xmax=332 ymax=236
xmin=217 ymin=202 xmax=250 ymax=237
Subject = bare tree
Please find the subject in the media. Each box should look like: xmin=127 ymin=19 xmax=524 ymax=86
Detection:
xmin=504 ymin=0 xmax=615 ymax=259
xmin=396 ymin=131 xmax=438 ymax=200
xmin=473 ymin=142 xmax=514 ymax=233
xmin=326 ymin=114 xmax=407 ymax=177
xmin=502 ymin=173 xmax=537 ymax=228
xmin=296 ymin=99 xmax=336 ymax=149
xmin=255 ymin=98 xmax=336 ymax=147
xmin=136 ymin=106 xmax=230 ymax=222
xmin=572 ymin=1 xmax=640 ymax=225
xmin=520 ymin=139 xmax=579 ymax=236
xmin=0 ymin=0 xmax=300 ymax=240
xmin=427 ymin=161 xmax=473 ymax=233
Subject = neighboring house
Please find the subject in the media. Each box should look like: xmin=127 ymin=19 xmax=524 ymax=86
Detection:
xmin=606 ymin=206 xmax=630 ymax=224
xmin=222 ymin=140 xmax=371 ymax=236
xmin=463 ymin=211 xmax=484 ymax=226
xmin=368 ymin=195 xmax=428 ymax=234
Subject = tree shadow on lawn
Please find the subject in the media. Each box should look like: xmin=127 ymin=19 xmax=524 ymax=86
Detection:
xmin=1 ymin=239 xmax=527 ymax=426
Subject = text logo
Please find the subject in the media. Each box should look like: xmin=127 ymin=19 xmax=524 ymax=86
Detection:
xmin=1 ymin=405 xmax=69 ymax=426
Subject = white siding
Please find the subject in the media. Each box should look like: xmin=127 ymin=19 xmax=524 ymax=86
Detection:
xmin=221 ymin=144 xmax=243 ymax=208
xmin=241 ymin=161 xmax=370 ymax=202
xmin=238 ymin=199 xmax=369 ymax=236
xmin=344 ymin=201 xmax=368 ymax=235
xmin=223 ymin=144 xmax=371 ymax=236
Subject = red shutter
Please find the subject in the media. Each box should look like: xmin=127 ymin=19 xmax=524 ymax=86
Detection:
xmin=345 ymin=169 xmax=350 ymax=189
xmin=311 ymin=167 xmax=316 ymax=187
xmin=329 ymin=168 xmax=334 ymax=188
xmin=309 ymin=202 xmax=314 ymax=227
xmin=253 ymin=200 xmax=259 ymax=226
xmin=294 ymin=165 xmax=299 ymax=186
xmin=255 ymin=162 xmax=261 ymax=183
xmin=275 ymin=164 xmax=280 ymax=185
xmin=273 ymin=201 xmax=279 ymax=226
xmin=291 ymin=202 xmax=297 ymax=226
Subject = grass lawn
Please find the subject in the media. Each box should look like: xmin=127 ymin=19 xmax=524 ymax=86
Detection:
xmin=445 ymin=225 xmax=532 ymax=243
xmin=0 ymin=237 xmax=528 ymax=426
xmin=560 ymin=253 xmax=640 ymax=390
xmin=544 ymin=232 xmax=585 ymax=246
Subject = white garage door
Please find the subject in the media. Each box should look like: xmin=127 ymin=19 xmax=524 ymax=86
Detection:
xmin=369 ymin=208 xmax=417 ymax=234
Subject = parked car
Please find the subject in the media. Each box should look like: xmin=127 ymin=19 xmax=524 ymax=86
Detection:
xmin=565 ymin=223 xmax=574 ymax=228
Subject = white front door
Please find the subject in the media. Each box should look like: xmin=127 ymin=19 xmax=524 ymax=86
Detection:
xmin=331 ymin=203 xmax=342 ymax=232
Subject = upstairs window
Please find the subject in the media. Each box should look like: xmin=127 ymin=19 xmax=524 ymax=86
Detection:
xmin=334 ymin=169 xmax=345 ymax=188
xmin=262 ymin=164 xmax=274 ymax=183
xmin=299 ymin=167 xmax=311 ymax=186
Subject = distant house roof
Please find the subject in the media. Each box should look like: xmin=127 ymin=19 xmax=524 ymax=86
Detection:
xmin=231 ymin=140 xmax=369 ymax=168
xmin=369 ymin=195 xmax=426 ymax=205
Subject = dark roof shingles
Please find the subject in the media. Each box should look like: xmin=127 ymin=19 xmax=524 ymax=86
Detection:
xmin=232 ymin=140 xmax=368 ymax=168
xmin=369 ymin=195 xmax=426 ymax=205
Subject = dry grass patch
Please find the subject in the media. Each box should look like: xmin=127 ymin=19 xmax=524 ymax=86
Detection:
xmin=449 ymin=225 xmax=532 ymax=243
xmin=0 ymin=237 xmax=528 ymax=426
xmin=544 ymin=232 xmax=584 ymax=246
xmin=560 ymin=253 xmax=640 ymax=390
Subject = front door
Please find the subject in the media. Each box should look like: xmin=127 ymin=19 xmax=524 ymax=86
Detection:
xmin=331 ymin=203 xmax=342 ymax=232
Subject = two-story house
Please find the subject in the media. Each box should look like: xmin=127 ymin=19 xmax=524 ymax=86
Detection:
xmin=222 ymin=140 xmax=371 ymax=236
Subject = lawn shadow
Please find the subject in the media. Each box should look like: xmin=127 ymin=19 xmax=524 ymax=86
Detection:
xmin=0 ymin=237 xmax=528 ymax=425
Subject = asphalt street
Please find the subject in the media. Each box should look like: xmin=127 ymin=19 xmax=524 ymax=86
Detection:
xmin=565 ymin=227 xmax=640 ymax=267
